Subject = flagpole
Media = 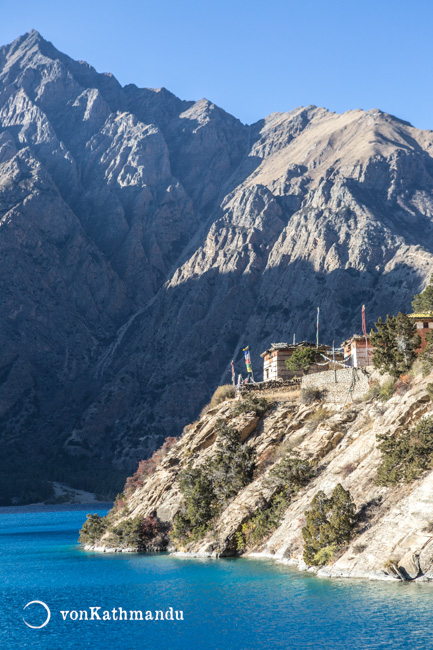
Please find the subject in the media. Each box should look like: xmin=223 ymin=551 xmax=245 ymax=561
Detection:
xmin=362 ymin=305 xmax=369 ymax=365
xmin=333 ymin=340 xmax=337 ymax=383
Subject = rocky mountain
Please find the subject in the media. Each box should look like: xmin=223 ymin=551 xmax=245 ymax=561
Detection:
xmin=1 ymin=30 xmax=433 ymax=503
xmin=81 ymin=374 xmax=433 ymax=583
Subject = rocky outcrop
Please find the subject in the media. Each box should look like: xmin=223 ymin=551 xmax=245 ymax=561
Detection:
xmin=86 ymin=373 xmax=433 ymax=582
xmin=1 ymin=30 xmax=433 ymax=502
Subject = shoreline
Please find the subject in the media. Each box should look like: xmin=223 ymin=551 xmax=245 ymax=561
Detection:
xmin=84 ymin=545 xmax=433 ymax=583
xmin=0 ymin=502 xmax=113 ymax=515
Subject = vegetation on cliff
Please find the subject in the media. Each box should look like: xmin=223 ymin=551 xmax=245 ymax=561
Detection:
xmin=236 ymin=451 xmax=314 ymax=552
xmin=173 ymin=420 xmax=256 ymax=543
xmin=376 ymin=415 xmax=433 ymax=486
xmin=302 ymin=485 xmax=357 ymax=566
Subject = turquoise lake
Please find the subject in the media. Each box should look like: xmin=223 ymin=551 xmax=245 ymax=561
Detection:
xmin=1 ymin=506 xmax=433 ymax=649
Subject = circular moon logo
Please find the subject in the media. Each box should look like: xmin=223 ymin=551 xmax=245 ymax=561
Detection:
xmin=23 ymin=601 xmax=51 ymax=629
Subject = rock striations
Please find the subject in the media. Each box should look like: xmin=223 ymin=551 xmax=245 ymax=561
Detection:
xmin=84 ymin=375 xmax=433 ymax=582
xmin=1 ymin=30 xmax=433 ymax=501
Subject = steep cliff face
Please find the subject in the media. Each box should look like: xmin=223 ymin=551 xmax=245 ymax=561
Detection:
xmin=1 ymin=30 xmax=433 ymax=502
xmin=85 ymin=374 xmax=433 ymax=582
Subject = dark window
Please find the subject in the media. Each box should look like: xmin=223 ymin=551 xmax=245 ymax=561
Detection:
xmin=424 ymin=322 xmax=429 ymax=328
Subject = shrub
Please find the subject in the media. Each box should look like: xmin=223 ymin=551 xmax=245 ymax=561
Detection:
xmin=267 ymin=450 xmax=314 ymax=493
xmin=233 ymin=395 xmax=271 ymax=417
xmin=78 ymin=513 xmax=108 ymax=545
xmin=377 ymin=378 xmax=396 ymax=401
xmin=427 ymin=383 xmax=433 ymax=401
xmin=305 ymin=407 xmax=329 ymax=432
xmin=341 ymin=462 xmax=356 ymax=477
xmin=363 ymin=378 xmax=395 ymax=402
xmin=376 ymin=416 xmax=433 ymax=485
xmin=236 ymin=492 xmax=290 ymax=552
xmin=209 ymin=384 xmax=236 ymax=409
xmin=300 ymin=387 xmax=326 ymax=405
xmin=302 ymin=484 xmax=357 ymax=566
xmin=124 ymin=436 xmax=177 ymax=495
xmin=363 ymin=381 xmax=380 ymax=401
xmin=352 ymin=543 xmax=367 ymax=554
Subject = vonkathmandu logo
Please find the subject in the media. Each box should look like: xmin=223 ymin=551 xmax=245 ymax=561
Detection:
xmin=23 ymin=601 xmax=51 ymax=629
xmin=60 ymin=606 xmax=184 ymax=622
xmin=23 ymin=602 xmax=184 ymax=627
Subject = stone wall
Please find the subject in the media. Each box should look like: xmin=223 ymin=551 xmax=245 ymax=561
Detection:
xmin=301 ymin=367 xmax=372 ymax=403
xmin=239 ymin=378 xmax=301 ymax=395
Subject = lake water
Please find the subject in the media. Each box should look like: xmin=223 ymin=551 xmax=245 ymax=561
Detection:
xmin=1 ymin=506 xmax=433 ymax=649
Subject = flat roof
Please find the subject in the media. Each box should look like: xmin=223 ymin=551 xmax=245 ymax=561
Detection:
xmin=407 ymin=313 xmax=433 ymax=319
xmin=260 ymin=341 xmax=330 ymax=357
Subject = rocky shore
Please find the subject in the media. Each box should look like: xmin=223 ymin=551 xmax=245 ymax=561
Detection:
xmin=83 ymin=372 xmax=433 ymax=582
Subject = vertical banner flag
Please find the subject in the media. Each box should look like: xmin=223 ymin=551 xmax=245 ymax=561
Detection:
xmin=243 ymin=346 xmax=252 ymax=374
xmin=231 ymin=360 xmax=235 ymax=387
xmin=316 ymin=307 xmax=320 ymax=348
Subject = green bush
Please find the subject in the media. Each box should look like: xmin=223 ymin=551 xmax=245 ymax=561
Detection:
xmin=376 ymin=416 xmax=433 ymax=485
xmin=233 ymin=395 xmax=271 ymax=417
xmin=302 ymin=484 xmax=357 ymax=566
xmin=267 ymin=450 xmax=314 ymax=493
xmin=236 ymin=492 xmax=290 ymax=551
xmin=377 ymin=378 xmax=396 ymax=401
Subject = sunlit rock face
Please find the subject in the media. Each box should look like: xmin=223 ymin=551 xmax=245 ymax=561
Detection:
xmin=1 ymin=30 xmax=433 ymax=498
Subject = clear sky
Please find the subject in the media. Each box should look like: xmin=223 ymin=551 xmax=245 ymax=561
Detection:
xmin=1 ymin=0 xmax=432 ymax=129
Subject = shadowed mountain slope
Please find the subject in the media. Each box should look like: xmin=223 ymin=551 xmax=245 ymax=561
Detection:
xmin=0 ymin=30 xmax=433 ymax=502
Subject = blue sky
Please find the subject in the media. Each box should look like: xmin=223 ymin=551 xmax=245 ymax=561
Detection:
xmin=1 ymin=0 xmax=432 ymax=129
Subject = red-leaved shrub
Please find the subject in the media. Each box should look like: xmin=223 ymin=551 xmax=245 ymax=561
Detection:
xmin=124 ymin=436 xmax=177 ymax=494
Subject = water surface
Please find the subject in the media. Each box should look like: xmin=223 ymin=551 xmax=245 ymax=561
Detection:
xmin=1 ymin=507 xmax=432 ymax=649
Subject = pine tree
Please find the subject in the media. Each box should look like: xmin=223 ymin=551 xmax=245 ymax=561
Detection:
xmin=412 ymin=275 xmax=433 ymax=313
xmin=370 ymin=312 xmax=420 ymax=377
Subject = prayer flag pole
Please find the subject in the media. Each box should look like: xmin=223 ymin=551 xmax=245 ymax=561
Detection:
xmin=362 ymin=305 xmax=369 ymax=364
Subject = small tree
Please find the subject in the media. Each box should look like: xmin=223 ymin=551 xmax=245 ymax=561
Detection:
xmin=302 ymin=484 xmax=357 ymax=566
xmin=212 ymin=421 xmax=256 ymax=504
xmin=286 ymin=347 xmax=318 ymax=373
xmin=370 ymin=312 xmax=420 ymax=378
xmin=412 ymin=276 xmax=433 ymax=313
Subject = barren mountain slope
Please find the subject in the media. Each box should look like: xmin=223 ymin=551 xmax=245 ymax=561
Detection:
xmin=0 ymin=30 xmax=433 ymax=501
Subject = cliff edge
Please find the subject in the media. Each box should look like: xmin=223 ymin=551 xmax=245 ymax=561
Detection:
xmin=81 ymin=373 xmax=433 ymax=582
